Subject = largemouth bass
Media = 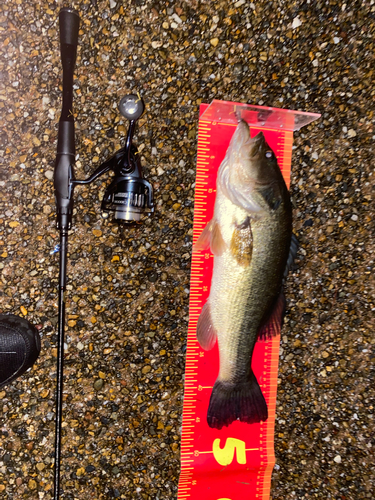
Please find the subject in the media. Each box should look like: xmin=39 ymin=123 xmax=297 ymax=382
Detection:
xmin=195 ymin=120 xmax=295 ymax=430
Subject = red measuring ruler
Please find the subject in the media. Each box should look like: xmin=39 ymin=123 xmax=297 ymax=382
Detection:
xmin=178 ymin=101 xmax=303 ymax=500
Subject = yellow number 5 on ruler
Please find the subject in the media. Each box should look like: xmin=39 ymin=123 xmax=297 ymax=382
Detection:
xmin=213 ymin=438 xmax=246 ymax=466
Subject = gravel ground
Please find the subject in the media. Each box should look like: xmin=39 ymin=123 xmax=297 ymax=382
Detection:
xmin=0 ymin=0 xmax=374 ymax=499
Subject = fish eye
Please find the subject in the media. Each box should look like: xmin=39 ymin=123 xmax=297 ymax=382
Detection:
xmin=265 ymin=151 xmax=273 ymax=159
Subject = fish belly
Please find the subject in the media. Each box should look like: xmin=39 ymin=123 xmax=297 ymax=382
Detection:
xmin=210 ymin=253 xmax=256 ymax=382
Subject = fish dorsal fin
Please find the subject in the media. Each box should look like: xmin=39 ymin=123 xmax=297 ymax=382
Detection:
xmin=257 ymin=292 xmax=286 ymax=340
xmin=193 ymin=218 xmax=227 ymax=256
xmin=196 ymin=302 xmax=217 ymax=351
xmin=283 ymin=233 xmax=299 ymax=280
xmin=230 ymin=216 xmax=253 ymax=267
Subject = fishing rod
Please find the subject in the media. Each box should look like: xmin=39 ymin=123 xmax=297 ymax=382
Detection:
xmin=54 ymin=8 xmax=153 ymax=498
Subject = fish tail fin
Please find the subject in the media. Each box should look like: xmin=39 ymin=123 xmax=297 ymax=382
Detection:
xmin=207 ymin=372 xmax=268 ymax=430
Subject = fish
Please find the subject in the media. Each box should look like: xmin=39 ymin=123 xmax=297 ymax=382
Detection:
xmin=194 ymin=120 xmax=296 ymax=430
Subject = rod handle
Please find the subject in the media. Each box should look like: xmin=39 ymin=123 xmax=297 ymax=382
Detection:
xmin=58 ymin=8 xmax=79 ymax=118
xmin=55 ymin=8 xmax=80 ymax=230
xmin=59 ymin=8 xmax=79 ymax=47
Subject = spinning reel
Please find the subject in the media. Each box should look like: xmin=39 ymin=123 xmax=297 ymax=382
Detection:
xmin=55 ymin=91 xmax=154 ymax=229
xmin=70 ymin=94 xmax=154 ymax=223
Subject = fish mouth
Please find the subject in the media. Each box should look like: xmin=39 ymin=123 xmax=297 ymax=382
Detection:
xmin=233 ymin=121 xmax=266 ymax=158
xmin=247 ymin=131 xmax=266 ymax=158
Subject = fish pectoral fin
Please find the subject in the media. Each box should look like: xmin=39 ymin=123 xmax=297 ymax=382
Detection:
xmin=193 ymin=218 xmax=227 ymax=256
xmin=257 ymin=292 xmax=286 ymax=340
xmin=196 ymin=302 xmax=217 ymax=351
xmin=230 ymin=216 xmax=253 ymax=267
xmin=283 ymin=233 xmax=299 ymax=281
xmin=193 ymin=221 xmax=212 ymax=252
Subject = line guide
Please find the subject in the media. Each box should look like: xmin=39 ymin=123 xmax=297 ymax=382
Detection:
xmin=178 ymin=101 xmax=309 ymax=500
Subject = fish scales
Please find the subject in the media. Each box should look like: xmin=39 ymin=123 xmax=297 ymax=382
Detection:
xmin=211 ymin=204 xmax=291 ymax=383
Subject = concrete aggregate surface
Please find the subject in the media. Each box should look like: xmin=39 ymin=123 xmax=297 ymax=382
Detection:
xmin=0 ymin=0 xmax=374 ymax=499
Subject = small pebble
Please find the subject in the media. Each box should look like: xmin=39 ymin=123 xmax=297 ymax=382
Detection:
xmin=292 ymin=17 xmax=302 ymax=29
xmin=94 ymin=379 xmax=104 ymax=391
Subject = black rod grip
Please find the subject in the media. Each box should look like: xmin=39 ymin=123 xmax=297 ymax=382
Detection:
xmin=59 ymin=8 xmax=79 ymax=47
xmin=55 ymin=8 xmax=80 ymax=230
xmin=57 ymin=121 xmax=74 ymax=155
xmin=59 ymin=8 xmax=80 ymax=125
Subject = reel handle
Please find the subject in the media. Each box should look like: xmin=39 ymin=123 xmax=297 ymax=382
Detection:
xmin=118 ymin=94 xmax=145 ymax=173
